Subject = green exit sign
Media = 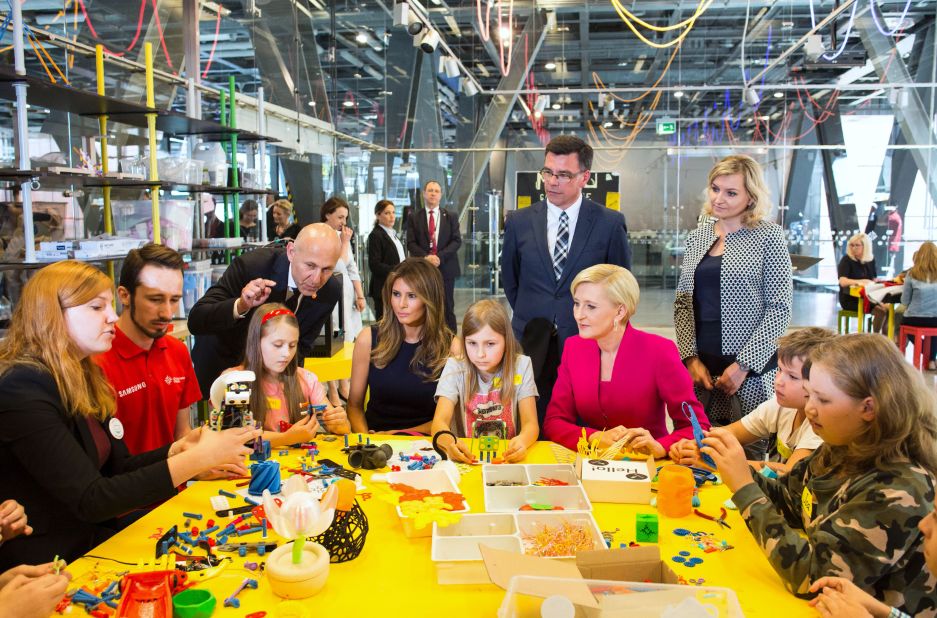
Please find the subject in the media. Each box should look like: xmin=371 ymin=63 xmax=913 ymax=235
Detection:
xmin=656 ymin=119 xmax=676 ymax=135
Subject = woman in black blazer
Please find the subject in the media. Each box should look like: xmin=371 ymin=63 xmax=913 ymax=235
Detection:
xmin=367 ymin=200 xmax=405 ymax=320
xmin=0 ymin=261 xmax=258 ymax=570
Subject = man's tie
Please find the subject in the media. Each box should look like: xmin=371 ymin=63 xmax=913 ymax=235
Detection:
xmin=428 ymin=209 xmax=437 ymax=255
xmin=285 ymin=287 xmax=301 ymax=313
xmin=553 ymin=211 xmax=569 ymax=281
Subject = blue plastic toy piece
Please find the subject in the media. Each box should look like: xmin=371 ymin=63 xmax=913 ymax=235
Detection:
xmin=759 ymin=466 xmax=779 ymax=479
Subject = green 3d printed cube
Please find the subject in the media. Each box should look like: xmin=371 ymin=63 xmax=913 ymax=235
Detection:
xmin=635 ymin=513 xmax=659 ymax=543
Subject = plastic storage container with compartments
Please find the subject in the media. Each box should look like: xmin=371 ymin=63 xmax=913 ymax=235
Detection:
xmin=431 ymin=511 xmax=604 ymax=585
xmin=483 ymin=464 xmax=591 ymax=512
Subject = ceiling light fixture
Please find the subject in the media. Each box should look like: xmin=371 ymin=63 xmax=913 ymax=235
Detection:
xmin=674 ymin=90 xmax=685 ymax=99
xmin=743 ymin=87 xmax=761 ymax=106
xmin=773 ymin=91 xmax=784 ymax=98
xmin=419 ymin=29 xmax=440 ymax=53
xmin=461 ymin=78 xmax=479 ymax=97
xmin=545 ymin=61 xmax=557 ymax=70
xmin=443 ymin=56 xmax=460 ymax=78
xmin=356 ymin=32 xmax=368 ymax=44
xmin=407 ymin=13 xmax=424 ymax=36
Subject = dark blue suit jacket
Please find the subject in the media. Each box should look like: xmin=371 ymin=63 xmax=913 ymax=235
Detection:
xmin=501 ymin=198 xmax=631 ymax=346
xmin=405 ymin=207 xmax=462 ymax=280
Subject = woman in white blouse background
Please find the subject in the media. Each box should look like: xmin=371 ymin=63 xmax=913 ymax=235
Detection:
xmin=320 ymin=196 xmax=366 ymax=405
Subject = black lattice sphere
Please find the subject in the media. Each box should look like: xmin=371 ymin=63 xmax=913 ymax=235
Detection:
xmin=309 ymin=501 xmax=369 ymax=563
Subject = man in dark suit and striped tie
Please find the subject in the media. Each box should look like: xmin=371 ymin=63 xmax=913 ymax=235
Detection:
xmin=501 ymin=136 xmax=632 ymax=420
xmin=188 ymin=223 xmax=343 ymax=395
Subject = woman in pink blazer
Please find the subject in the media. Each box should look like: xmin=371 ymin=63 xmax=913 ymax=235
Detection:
xmin=543 ymin=264 xmax=709 ymax=455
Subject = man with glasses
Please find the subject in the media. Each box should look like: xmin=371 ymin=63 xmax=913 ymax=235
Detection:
xmin=501 ymin=135 xmax=631 ymax=421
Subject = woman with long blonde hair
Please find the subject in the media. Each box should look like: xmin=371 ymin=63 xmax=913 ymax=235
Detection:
xmin=901 ymin=241 xmax=937 ymax=369
xmin=348 ymin=258 xmax=454 ymax=433
xmin=0 ymin=261 xmax=257 ymax=570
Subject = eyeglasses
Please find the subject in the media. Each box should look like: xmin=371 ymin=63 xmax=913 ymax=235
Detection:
xmin=539 ymin=168 xmax=584 ymax=184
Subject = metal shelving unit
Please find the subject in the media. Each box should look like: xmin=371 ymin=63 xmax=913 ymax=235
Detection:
xmin=0 ymin=3 xmax=276 ymax=266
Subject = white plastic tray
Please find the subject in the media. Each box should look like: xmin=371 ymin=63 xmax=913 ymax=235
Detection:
xmin=482 ymin=464 xmax=592 ymax=512
xmin=431 ymin=511 xmax=604 ymax=585
xmin=497 ymin=575 xmax=745 ymax=618
xmin=384 ymin=467 xmax=470 ymax=538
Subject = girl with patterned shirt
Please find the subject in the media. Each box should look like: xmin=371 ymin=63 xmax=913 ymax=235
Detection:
xmin=220 ymin=303 xmax=350 ymax=447
xmin=702 ymin=334 xmax=937 ymax=617
xmin=431 ymin=300 xmax=538 ymax=463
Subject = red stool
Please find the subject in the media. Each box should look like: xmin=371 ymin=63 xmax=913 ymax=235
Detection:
xmin=898 ymin=325 xmax=937 ymax=370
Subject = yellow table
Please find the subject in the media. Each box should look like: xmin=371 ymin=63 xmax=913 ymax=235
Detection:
xmin=850 ymin=285 xmax=896 ymax=339
xmin=65 ymin=441 xmax=814 ymax=617
xmin=303 ymin=343 xmax=355 ymax=382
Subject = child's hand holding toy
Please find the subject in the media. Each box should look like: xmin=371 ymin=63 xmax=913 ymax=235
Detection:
xmin=668 ymin=438 xmax=700 ymax=465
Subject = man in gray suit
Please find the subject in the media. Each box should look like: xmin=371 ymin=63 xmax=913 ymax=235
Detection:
xmin=501 ymin=135 xmax=631 ymax=419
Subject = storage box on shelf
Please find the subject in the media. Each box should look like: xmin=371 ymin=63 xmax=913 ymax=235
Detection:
xmin=113 ymin=200 xmax=194 ymax=251
xmin=0 ymin=64 xmax=279 ymax=145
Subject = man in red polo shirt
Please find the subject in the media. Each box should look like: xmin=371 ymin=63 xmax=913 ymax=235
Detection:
xmin=96 ymin=244 xmax=202 ymax=454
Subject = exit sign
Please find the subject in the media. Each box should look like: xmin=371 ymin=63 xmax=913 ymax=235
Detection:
xmin=656 ymin=118 xmax=676 ymax=135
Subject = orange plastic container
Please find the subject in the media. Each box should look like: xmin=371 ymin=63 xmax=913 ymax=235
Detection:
xmin=656 ymin=466 xmax=695 ymax=518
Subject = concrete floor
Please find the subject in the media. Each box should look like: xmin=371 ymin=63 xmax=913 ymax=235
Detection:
xmin=449 ymin=286 xmax=840 ymax=338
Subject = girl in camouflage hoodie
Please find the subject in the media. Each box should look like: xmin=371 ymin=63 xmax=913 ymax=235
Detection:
xmin=702 ymin=334 xmax=937 ymax=617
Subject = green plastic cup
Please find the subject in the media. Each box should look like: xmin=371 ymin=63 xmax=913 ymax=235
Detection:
xmin=172 ymin=588 xmax=216 ymax=618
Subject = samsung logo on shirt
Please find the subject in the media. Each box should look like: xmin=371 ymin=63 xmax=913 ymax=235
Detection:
xmin=118 ymin=381 xmax=147 ymax=398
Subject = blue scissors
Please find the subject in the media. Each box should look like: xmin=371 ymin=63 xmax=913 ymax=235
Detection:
xmin=682 ymin=401 xmax=716 ymax=470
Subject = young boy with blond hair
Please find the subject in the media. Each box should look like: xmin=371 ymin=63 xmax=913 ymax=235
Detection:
xmin=670 ymin=327 xmax=835 ymax=473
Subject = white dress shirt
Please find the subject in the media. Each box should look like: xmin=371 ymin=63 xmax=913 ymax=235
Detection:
xmin=381 ymin=224 xmax=406 ymax=262
xmin=546 ymin=195 xmax=583 ymax=254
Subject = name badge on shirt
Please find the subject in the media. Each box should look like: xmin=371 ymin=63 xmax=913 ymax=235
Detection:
xmin=776 ymin=435 xmax=794 ymax=461
xmin=801 ymin=487 xmax=815 ymax=523
xmin=492 ymin=374 xmax=523 ymax=390
xmin=267 ymin=397 xmax=281 ymax=410
xmin=108 ymin=417 xmax=125 ymax=440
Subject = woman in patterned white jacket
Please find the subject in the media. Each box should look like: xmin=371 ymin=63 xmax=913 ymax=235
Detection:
xmin=674 ymin=155 xmax=792 ymax=457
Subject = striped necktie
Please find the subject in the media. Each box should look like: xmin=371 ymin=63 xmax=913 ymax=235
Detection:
xmin=552 ymin=211 xmax=569 ymax=281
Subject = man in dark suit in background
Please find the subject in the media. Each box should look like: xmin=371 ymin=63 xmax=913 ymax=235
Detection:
xmin=406 ymin=180 xmax=462 ymax=331
xmin=188 ymin=223 xmax=342 ymax=395
xmin=501 ymin=135 xmax=631 ymax=421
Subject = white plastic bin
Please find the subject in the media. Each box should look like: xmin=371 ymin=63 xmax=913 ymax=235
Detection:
xmin=497 ymin=575 xmax=744 ymax=618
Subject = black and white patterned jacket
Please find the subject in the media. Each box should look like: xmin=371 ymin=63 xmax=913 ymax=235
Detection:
xmin=673 ymin=217 xmax=793 ymax=373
